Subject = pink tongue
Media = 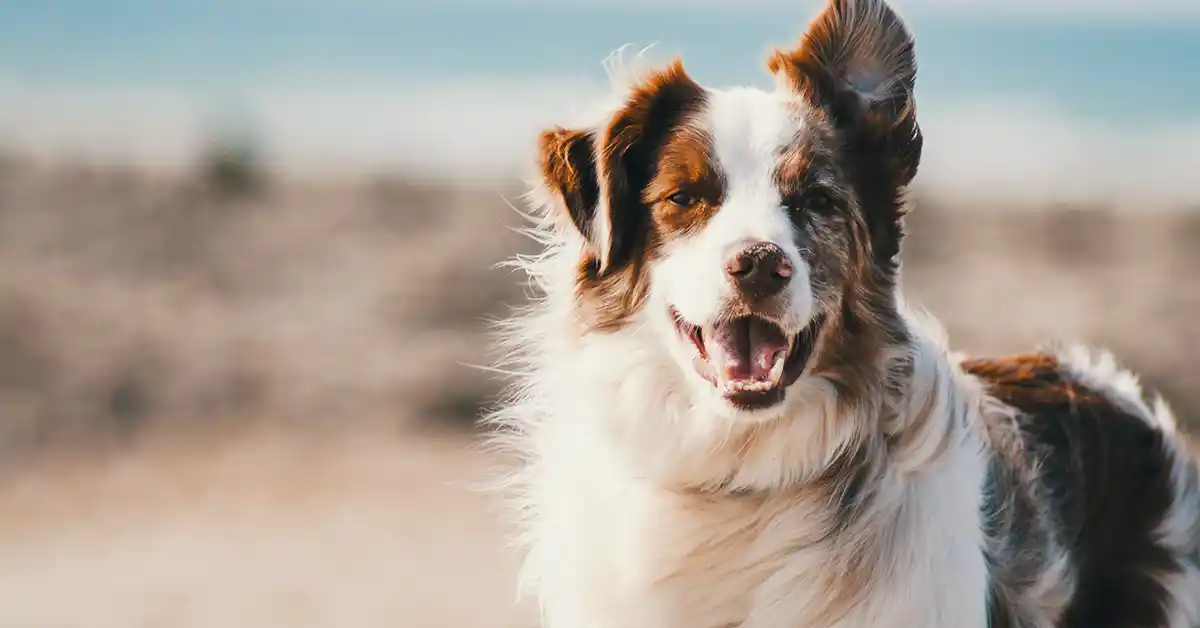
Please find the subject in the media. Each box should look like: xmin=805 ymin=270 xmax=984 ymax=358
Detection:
xmin=705 ymin=318 xmax=789 ymax=382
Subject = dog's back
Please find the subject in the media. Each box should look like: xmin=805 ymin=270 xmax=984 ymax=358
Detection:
xmin=965 ymin=350 xmax=1200 ymax=627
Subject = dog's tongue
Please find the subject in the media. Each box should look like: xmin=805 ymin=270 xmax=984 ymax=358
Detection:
xmin=705 ymin=317 xmax=789 ymax=383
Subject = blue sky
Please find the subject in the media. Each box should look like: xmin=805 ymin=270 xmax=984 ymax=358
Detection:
xmin=2 ymin=0 xmax=1198 ymax=87
xmin=3 ymin=1 xmax=1198 ymax=118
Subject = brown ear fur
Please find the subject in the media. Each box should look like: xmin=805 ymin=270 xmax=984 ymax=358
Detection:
xmin=537 ymin=58 xmax=705 ymax=276
xmin=538 ymin=127 xmax=601 ymax=247
xmin=768 ymin=0 xmax=922 ymax=186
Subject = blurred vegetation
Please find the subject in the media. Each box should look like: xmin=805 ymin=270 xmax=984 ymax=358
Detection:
xmin=199 ymin=126 xmax=268 ymax=199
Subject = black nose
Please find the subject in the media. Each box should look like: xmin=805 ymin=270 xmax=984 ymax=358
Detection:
xmin=724 ymin=242 xmax=792 ymax=300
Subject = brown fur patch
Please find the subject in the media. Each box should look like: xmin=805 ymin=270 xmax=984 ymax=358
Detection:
xmin=574 ymin=253 xmax=654 ymax=333
xmin=644 ymin=126 xmax=725 ymax=240
xmin=964 ymin=353 xmax=1107 ymax=408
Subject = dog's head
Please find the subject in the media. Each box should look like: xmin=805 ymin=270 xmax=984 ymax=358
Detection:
xmin=534 ymin=0 xmax=920 ymax=420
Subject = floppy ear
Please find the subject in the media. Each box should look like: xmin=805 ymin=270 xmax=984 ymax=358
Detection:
xmin=537 ymin=126 xmax=602 ymax=248
xmin=768 ymin=0 xmax=922 ymax=185
xmin=537 ymin=59 xmax=704 ymax=275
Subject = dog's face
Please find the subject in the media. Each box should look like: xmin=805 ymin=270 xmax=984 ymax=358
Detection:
xmin=536 ymin=0 xmax=921 ymax=418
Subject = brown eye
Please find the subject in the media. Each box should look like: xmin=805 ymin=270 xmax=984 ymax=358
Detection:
xmin=667 ymin=191 xmax=698 ymax=208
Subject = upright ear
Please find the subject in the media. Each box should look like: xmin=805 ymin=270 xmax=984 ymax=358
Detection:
xmin=768 ymin=0 xmax=922 ymax=185
xmin=536 ymin=59 xmax=704 ymax=275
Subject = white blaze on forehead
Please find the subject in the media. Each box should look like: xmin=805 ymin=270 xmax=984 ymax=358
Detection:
xmin=700 ymin=87 xmax=807 ymax=248
xmin=706 ymin=87 xmax=803 ymax=192
xmin=652 ymin=86 xmax=816 ymax=334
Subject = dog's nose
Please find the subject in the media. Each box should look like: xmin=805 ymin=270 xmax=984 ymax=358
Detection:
xmin=724 ymin=242 xmax=792 ymax=300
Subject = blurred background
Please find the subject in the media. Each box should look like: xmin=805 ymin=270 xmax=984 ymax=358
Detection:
xmin=0 ymin=1 xmax=1196 ymax=626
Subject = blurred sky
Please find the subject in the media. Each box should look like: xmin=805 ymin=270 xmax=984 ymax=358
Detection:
xmin=0 ymin=1 xmax=1197 ymax=205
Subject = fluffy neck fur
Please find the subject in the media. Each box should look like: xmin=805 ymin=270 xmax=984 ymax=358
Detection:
xmin=489 ymin=224 xmax=994 ymax=627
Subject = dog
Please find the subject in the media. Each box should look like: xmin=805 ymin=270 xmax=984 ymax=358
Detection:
xmin=487 ymin=1 xmax=1200 ymax=625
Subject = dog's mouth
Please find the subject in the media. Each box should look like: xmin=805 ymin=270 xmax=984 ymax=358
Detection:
xmin=669 ymin=306 xmax=825 ymax=411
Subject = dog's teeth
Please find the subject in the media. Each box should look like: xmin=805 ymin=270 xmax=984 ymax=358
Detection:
xmin=719 ymin=363 xmax=786 ymax=395
xmin=767 ymin=352 xmax=786 ymax=386
xmin=725 ymin=379 xmax=774 ymax=393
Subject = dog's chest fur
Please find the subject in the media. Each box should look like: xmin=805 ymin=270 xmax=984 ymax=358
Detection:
xmin=528 ymin=436 xmax=991 ymax=628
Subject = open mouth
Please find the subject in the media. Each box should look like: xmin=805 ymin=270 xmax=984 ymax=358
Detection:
xmin=670 ymin=307 xmax=825 ymax=411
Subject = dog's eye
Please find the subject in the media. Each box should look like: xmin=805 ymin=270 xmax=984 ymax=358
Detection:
xmin=801 ymin=189 xmax=837 ymax=213
xmin=667 ymin=191 xmax=698 ymax=208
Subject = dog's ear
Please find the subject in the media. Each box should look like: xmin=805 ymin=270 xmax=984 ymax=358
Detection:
xmin=768 ymin=0 xmax=922 ymax=185
xmin=538 ymin=126 xmax=602 ymax=250
xmin=537 ymin=59 xmax=704 ymax=275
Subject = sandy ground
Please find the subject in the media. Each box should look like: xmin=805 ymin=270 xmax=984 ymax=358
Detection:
xmin=0 ymin=431 xmax=534 ymax=628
